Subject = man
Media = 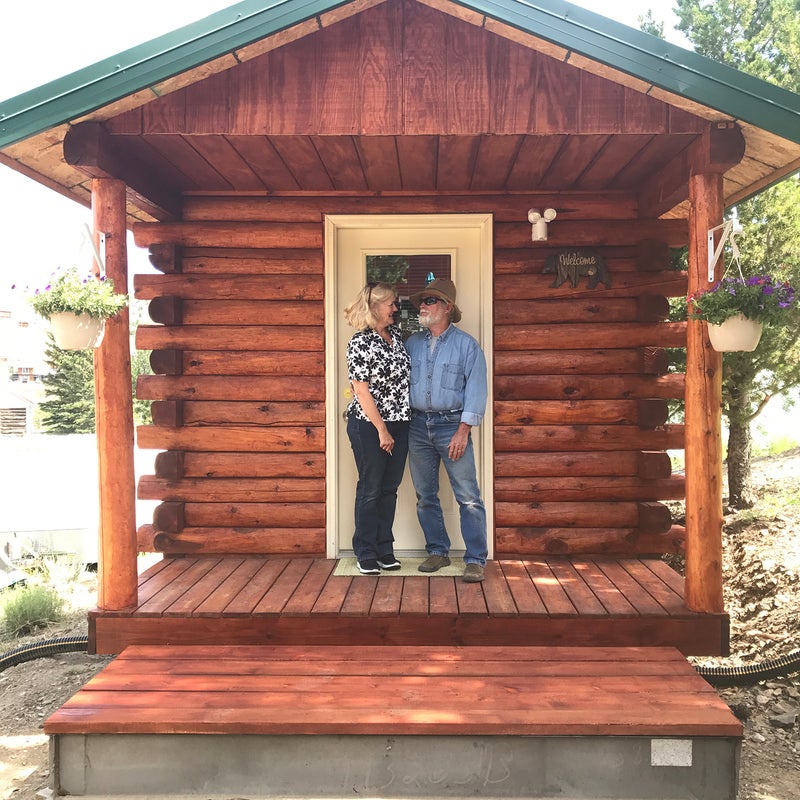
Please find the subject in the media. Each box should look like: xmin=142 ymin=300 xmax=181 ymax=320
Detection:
xmin=405 ymin=278 xmax=488 ymax=582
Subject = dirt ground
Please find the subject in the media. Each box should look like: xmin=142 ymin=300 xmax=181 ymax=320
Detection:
xmin=1 ymin=452 xmax=799 ymax=799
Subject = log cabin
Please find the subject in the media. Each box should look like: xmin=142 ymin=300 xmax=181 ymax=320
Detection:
xmin=1 ymin=1 xmax=799 ymax=795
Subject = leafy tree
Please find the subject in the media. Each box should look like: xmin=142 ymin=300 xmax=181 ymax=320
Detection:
xmin=720 ymin=181 xmax=800 ymax=505
xmin=667 ymin=0 xmax=800 ymax=506
xmin=638 ymin=10 xmax=665 ymax=38
xmin=674 ymin=0 xmax=800 ymax=91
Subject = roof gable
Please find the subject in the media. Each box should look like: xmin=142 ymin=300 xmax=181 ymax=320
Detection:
xmin=2 ymin=0 xmax=799 ymax=149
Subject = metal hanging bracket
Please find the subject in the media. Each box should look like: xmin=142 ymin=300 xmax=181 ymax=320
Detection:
xmin=707 ymin=218 xmax=742 ymax=282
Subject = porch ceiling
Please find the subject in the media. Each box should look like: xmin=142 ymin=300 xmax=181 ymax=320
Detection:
xmin=115 ymin=131 xmax=698 ymax=196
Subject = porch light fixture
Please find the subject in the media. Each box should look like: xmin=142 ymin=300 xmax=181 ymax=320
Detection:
xmin=707 ymin=215 xmax=743 ymax=281
xmin=528 ymin=208 xmax=556 ymax=242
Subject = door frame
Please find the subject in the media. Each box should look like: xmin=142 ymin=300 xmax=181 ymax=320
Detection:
xmin=323 ymin=213 xmax=494 ymax=559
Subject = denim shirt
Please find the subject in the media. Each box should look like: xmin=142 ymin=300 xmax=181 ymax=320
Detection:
xmin=406 ymin=324 xmax=487 ymax=427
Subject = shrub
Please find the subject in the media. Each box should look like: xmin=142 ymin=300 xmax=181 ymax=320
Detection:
xmin=1 ymin=584 xmax=65 ymax=637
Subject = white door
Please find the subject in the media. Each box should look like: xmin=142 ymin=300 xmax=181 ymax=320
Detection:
xmin=324 ymin=214 xmax=493 ymax=558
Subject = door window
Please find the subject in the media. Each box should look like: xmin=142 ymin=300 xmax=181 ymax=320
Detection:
xmin=366 ymin=254 xmax=451 ymax=337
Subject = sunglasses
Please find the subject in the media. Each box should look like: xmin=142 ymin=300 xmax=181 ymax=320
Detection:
xmin=421 ymin=296 xmax=444 ymax=306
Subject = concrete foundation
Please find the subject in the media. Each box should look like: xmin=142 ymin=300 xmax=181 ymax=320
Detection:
xmin=52 ymin=733 xmax=740 ymax=799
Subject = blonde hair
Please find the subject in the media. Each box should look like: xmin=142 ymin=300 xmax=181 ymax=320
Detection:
xmin=344 ymin=282 xmax=396 ymax=330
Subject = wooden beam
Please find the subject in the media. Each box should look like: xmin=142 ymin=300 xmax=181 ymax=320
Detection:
xmin=684 ymin=172 xmax=724 ymax=614
xmin=639 ymin=123 xmax=746 ymax=218
xmin=64 ymin=122 xmax=182 ymax=220
xmin=92 ymin=178 xmax=138 ymax=611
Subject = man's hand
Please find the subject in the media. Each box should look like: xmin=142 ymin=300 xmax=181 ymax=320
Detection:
xmin=448 ymin=424 xmax=470 ymax=461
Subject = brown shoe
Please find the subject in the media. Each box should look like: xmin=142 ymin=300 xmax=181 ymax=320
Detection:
xmin=418 ymin=555 xmax=451 ymax=573
xmin=463 ymin=563 xmax=485 ymax=583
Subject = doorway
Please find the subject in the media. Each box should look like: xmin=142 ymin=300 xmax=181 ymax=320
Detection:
xmin=324 ymin=214 xmax=493 ymax=558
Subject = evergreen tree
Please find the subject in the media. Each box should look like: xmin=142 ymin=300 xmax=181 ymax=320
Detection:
xmin=38 ymin=334 xmax=153 ymax=433
xmin=38 ymin=335 xmax=96 ymax=433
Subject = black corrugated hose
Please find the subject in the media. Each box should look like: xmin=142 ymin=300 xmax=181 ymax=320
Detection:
xmin=0 ymin=635 xmax=89 ymax=672
xmin=695 ymin=648 xmax=800 ymax=687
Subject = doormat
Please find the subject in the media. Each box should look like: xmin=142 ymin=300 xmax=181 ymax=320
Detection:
xmin=334 ymin=557 xmax=463 ymax=577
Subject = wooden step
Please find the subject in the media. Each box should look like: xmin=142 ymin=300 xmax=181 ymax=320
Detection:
xmin=46 ymin=644 xmax=742 ymax=798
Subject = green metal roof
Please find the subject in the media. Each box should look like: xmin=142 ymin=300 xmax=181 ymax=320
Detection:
xmin=1 ymin=0 xmax=800 ymax=149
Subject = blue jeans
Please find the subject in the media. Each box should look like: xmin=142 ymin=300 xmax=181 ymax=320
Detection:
xmin=408 ymin=411 xmax=487 ymax=565
xmin=347 ymin=416 xmax=409 ymax=561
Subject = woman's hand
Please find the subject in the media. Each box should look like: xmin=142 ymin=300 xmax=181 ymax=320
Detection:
xmin=351 ymin=379 xmax=394 ymax=454
xmin=378 ymin=429 xmax=395 ymax=455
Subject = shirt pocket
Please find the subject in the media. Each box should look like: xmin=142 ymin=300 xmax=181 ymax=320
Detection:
xmin=442 ymin=363 xmax=465 ymax=392
xmin=410 ymin=360 xmax=422 ymax=386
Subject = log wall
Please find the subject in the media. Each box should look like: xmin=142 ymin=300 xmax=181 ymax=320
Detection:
xmin=133 ymin=195 xmax=687 ymax=557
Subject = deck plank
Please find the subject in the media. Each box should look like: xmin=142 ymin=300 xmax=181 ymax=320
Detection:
xmin=500 ymin=560 xmax=547 ymax=613
xmin=571 ymin=558 xmax=638 ymax=614
xmin=481 ymin=561 xmax=518 ymax=615
xmin=282 ymin=558 xmax=335 ymax=615
xmin=428 ymin=576 xmax=459 ymax=613
xmin=398 ymin=577 xmax=429 ymax=615
xmin=311 ymin=574 xmax=352 ymax=614
xmin=620 ymin=559 xmax=686 ymax=615
xmin=137 ymin=559 xmax=220 ymax=616
xmin=547 ymin=558 xmax=608 ymax=616
xmin=455 ymin=580 xmax=489 ymax=615
xmin=45 ymin=645 xmax=743 ymax=738
xmin=371 ymin=576 xmax=403 ymax=616
xmin=253 ymin=558 xmax=313 ymax=615
xmin=594 ymin=559 xmax=668 ymax=615
xmin=525 ymin=559 xmax=576 ymax=614
xmin=341 ymin=574 xmax=378 ymax=615
xmin=163 ymin=558 xmax=244 ymax=616
xmin=193 ymin=558 xmax=268 ymax=616
xmin=134 ymin=558 xmax=199 ymax=611
xmin=223 ymin=559 xmax=286 ymax=614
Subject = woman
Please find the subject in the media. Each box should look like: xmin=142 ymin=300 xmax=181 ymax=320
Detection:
xmin=344 ymin=282 xmax=410 ymax=575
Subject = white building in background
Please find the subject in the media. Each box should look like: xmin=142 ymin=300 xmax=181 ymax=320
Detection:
xmin=0 ymin=293 xmax=49 ymax=434
xmin=0 ymin=289 xmax=50 ymax=383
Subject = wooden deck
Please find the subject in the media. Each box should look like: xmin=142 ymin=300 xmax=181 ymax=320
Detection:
xmin=89 ymin=556 xmax=728 ymax=656
xmin=45 ymin=644 xmax=742 ymax=798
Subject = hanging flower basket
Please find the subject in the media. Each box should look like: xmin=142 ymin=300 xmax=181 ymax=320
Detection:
xmin=20 ymin=266 xmax=128 ymax=350
xmin=706 ymin=313 xmax=763 ymax=352
xmin=49 ymin=312 xmax=106 ymax=350
xmin=688 ymin=272 xmax=796 ymax=353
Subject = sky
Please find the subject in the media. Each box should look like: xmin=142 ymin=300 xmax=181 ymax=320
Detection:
xmin=0 ymin=0 xmax=687 ymax=308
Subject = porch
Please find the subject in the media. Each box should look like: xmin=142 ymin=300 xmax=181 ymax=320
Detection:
xmin=88 ymin=556 xmax=729 ymax=656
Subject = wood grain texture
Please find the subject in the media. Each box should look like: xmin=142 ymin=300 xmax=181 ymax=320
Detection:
xmin=44 ymin=643 xmax=742 ymax=736
xmin=85 ymin=557 xmax=729 ymax=657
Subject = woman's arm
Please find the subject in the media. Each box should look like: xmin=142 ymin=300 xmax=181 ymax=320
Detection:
xmin=351 ymin=380 xmax=395 ymax=453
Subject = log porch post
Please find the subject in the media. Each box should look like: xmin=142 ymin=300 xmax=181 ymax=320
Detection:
xmin=684 ymin=172 xmax=725 ymax=613
xmin=92 ymin=178 xmax=138 ymax=611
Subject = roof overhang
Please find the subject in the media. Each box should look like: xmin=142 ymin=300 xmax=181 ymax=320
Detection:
xmin=1 ymin=0 xmax=798 ymax=222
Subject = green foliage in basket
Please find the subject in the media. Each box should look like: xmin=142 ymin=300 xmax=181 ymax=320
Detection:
xmin=28 ymin=267 xmax=128 ymax=320
xmin=688 ymin=274 xmax=796 ymax=326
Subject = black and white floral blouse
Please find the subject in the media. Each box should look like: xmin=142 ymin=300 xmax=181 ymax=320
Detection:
xmin=346 ymin=326 xmax=411 ymax=422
